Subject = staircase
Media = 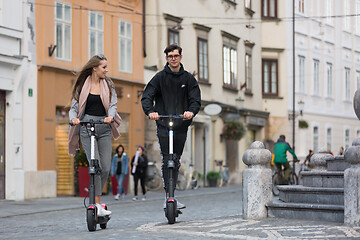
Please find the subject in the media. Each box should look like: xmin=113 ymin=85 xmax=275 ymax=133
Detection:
xmin=266 ymin=156 xmax=350 ymax=222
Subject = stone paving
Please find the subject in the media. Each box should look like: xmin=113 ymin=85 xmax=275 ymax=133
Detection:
xmin=0 ymin=185 xmax=359 ymax=239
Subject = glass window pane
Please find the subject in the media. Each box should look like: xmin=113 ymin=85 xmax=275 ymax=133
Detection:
xmin=98 ymin=33 xmax=103 ymax=54
xmin=65 ymin=25 xmax=71 ymax=59
xmin=120 ymin=39 xmax=125 ymax=71
xmin=270 ymin=0 xmax=275 ymax=17
xmin=120 ymin=22 xmax=125 ymax=36
xmin=264 ymin=62 xmax=269 ymax=93
xmin=90 ymin=12 xmax=95 ymax=28
xmin=97 ymin=14 xmax=103 ymax=30
xmin=56 ymin=23 xmax=63 ymax=58
xmin=271 ymin=62 xmax=277 ymax=93
xmin=56 ymin=3 xmax=62 ymax=20
xmin=126 ymin=23 xmax=132 ymax=38
xmin=263 ymin=0 xmax=268 ymax=16
xmin=64 ymin=5 xmax=71 ymax=21
xmin=90 ymin=31 xmax=96 ymax=56
xmin=127 ymin=40 xmax=132 ymax=73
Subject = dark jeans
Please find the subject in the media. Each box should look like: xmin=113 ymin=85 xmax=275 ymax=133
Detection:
xmin=157 ymin=127 xmax=187 ymax=193
xmin=133 ymin=173 xmax=146 ymax=196
xmin=275 ymin=162 xmax=291 ymax=183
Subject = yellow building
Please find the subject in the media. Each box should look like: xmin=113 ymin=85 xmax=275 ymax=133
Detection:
xmin=35 ymin=0 xmax=145 ymax=196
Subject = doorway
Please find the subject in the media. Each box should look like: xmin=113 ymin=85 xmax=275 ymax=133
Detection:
xmin=0 ymin=91 xmax=5 ymax=199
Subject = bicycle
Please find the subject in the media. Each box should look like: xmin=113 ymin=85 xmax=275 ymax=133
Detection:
xmin=272 ymin=160 xmax=299 ymax=196
xmin=146 ymin=159 xmax=162 ymax=191
xmin=176 ymin=163 xmax=199 ymax=190
xmin=215 ymin=160 xmax=229 ymax=187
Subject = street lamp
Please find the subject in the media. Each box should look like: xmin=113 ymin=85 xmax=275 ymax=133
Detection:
xmin=298 ymin=100 xmax=305 ymax=116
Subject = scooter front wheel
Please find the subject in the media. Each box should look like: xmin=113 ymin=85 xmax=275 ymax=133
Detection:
xmin=87 ymin=209 xmax=97 ymax=231
xmin=166 ymin=202 xmax=176 ymax=224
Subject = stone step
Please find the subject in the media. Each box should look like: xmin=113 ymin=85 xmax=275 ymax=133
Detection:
xmin=277 ymin=185 xmax=344 ymax=205
xmin=301 ymin=171 xmax=343 ymax=188
xmin=267 ymin=200 xmax=344 ymax=223
xmin=326 ymin=155 xmax=350 ymax=171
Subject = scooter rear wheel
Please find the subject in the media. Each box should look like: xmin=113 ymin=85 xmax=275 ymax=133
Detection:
xmin=166 ymin=202 xmax=176 ymax=224
xmin=87 ymin=209 xmax=97 ymax=231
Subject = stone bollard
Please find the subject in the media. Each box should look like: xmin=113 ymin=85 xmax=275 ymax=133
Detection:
xmin=344 ymin=137 xmax=360 ymax=226
xmin=242 ymin=141 xmax=272 ymax=219
xmin=310 ymin=147 xmax=334 ymax=170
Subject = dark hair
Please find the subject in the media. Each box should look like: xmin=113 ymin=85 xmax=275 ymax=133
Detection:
xmin=279 ymin=135 xmax=286 ymax=140
xmin=164 ymin=44 xmax=182 ymax=56
xmin=116 ymin=144 xmax=125 ymax=155
xmin=71 ymin=54 xmax=114 ymax=101
xmin=137 ymin=145 xmax=145 ymax=152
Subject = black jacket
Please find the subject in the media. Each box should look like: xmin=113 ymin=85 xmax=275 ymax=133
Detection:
xmin=131 ymin=154 xmax=148 ymax=176
xmin=141 ymin=63 xmax=201 ymax=131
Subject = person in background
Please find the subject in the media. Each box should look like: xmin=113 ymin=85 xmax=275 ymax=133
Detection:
xmin=111 ymin=144 xmax=129 ymax=200
xmin=131 ymin=146 xmax=148 ymax=201
xmin=339 ymin=146 xmax=344 ymax=155
xmin=273 ymin=135 xmax=298 ymax=184
xmin=304 ymin=149 xmax=314 ymax=170
xmin=68 ymin=54 xmax=121 ymax=216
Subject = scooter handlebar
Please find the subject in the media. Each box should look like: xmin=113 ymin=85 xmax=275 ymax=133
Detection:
xmin=69 ymin=119 xmax=114 ymax=126
xmin=148 ymin=114 xmax=185 ymax=120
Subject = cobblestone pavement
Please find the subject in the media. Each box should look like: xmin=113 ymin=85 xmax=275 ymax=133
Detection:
xmin=0 ymin=185 xmax=359 ymax=239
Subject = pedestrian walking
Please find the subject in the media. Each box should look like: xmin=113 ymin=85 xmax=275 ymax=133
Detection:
xmin=141 ymin=44 xmax=201 ymax=209
xmin=111 ymin=144 xmax=129 ymax=200
xmin=68 ymin=54 xmax=121 ymax=216
xmin=131 ymin=146 xmax=148 ymax=201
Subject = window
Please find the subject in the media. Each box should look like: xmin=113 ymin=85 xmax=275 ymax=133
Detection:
xmin=168 ymin=29 xmax=179 ymax=45
xmin=245 ymin=53 xmax=252 ymax=93
xmin=326 ymin=0 xmax=333 ymax=25
xmin=345 ymin=68 xmax=351 ymax=101
xmin=357 ymin=71 xmax=360 ymax=89
xmin=223 ymin=45 xmax=237 ymax=88
xmin=198 ymin=38 xmax=208 ymax=82
xmin=262 ymin=59 xmax=278 ymax=96
xmin=262 ymin=0 xmax=277 ymax=18
xmin=344 ymin=0 xmax=351 ymax=31
xmin=345 ymin=128 xmax=350 ymax=149
xmin=313 ymin=126 xmax=319 ymax=153
xmin=313 ymin=59 xmax=320 ymax=95
xmin=245 ymin=0 xmax=252 ymax=9
xmin=89 ymin=11 xmax=104 ymax=58
xmin=119 ymin=20 xmax=132 ymax=73
xmin=299 ymin=56 xmax=305 ymax=93
xmin=327 ymin=63 xmax=333 ymax=97
xmin=356 ymin=0 xmax=360 ymax=35
xmin=55 ymin=1 xmax=71 ymax=60
xmin=298 ymin=0 xmax=305 ymax=14
xmin=326 ymin=128 xmax=332 ymax=151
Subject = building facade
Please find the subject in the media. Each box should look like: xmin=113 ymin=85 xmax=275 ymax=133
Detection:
xmin=34 ymin=0 xmax=145 ymax=198
xmin=144 ymin=0 xmax=268 ymax=185
xmin=0 ymin=0 xmax=38 ymax=200
xmin=261 ymin=0 xmax=360 ymax=159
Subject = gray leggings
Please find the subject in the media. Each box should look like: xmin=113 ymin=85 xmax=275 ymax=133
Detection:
xmin=80 ymin=114 xmax=112 ymax=196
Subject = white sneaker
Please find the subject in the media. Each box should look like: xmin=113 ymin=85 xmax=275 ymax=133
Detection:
xmin=163 ymin=199 xmax=186 ymax=209
xmin=96 ymin=204 xmax=111 ymax=216
xmin=114 ymin=194 xmax=120 ymax=200
xmin=132 ymin=197 xmax=138 ymax=201
xmin=142 ymin=196 xmax=146 ymax=201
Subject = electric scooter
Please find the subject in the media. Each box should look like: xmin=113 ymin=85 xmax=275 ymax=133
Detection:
xmin=70 ymin=119 xmax=111 ymax=231
xmin=157 ymin=115 xmax=184 ymax=224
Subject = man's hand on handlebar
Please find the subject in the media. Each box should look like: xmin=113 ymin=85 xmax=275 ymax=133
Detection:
xmin=183 ymin=111 xmax=194 ymax=120
xmin=71 ymin=118 xmax=80 ymax=125
xmin=148 ymin=112 xmax=159 ymax=120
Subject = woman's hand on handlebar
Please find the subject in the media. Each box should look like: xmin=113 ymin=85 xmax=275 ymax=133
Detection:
xmin=104 ymin=115 xmax=114 ymax=123
xmin=71 ymin=118 xmax=80 ymax=125
xmin=148 ymin=112 xmax=159 ymax=120
xmin=183 ymin=111 xmax=194 ymax=120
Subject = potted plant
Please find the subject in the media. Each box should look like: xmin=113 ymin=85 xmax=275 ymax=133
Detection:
xmin=221 ymin=121 xmax=246 ymax=141
xmin=74 ymin=148 xmax=89 ymax=197
xmin=206 ymin=171 xmax=221 ymax=187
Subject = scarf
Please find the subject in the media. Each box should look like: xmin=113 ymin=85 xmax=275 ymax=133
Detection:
xmin=68 ymin=76 xmax=121 ymax=156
